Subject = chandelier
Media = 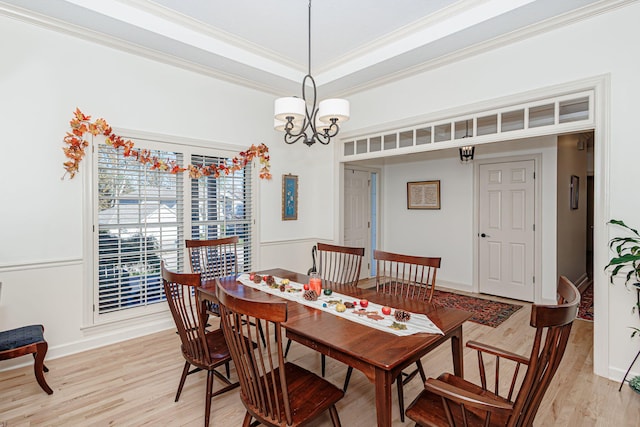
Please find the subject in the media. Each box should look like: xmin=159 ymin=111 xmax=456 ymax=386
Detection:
xmin=273 ymin=0 xmax=350 ymax=147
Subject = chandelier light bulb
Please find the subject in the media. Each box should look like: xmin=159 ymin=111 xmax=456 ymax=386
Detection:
xmin=318 ymin=98 xmax=350 ymax=124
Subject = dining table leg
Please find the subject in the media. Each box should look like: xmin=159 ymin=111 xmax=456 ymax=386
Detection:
xmin=450 ymin=325 xmax=464 ymax=377
xmin=374 ymin=367 xmax=394 ymax=427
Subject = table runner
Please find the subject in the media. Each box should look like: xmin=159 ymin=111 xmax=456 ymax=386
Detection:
xmin=237 ymin=273 xmax=443 ymax=336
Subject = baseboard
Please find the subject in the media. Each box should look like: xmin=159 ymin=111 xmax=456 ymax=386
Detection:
xmin=574 ymin=272 xmax=592 ymax=294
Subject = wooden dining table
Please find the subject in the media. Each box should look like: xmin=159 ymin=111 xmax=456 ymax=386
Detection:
xmin=198 ymin=268 xmax=472 ymax=427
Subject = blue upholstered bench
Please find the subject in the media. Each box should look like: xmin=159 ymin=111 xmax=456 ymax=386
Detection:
xmin=0 ymin=325 xmax=53 ymax=394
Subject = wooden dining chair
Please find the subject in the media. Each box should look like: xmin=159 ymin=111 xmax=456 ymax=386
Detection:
xmin=161 ymin=262 xmax=239 ymax=427
xmin=186 ymin=236 xmax=266 ymax=346
xmin=283 ymin=242 xmax=365 ymax=374
xmin=0 ymin=324 xmax=53 ymax=395
xmin=342 ymin=249 xmax=441 ymax=421
xmin=186 ymin=236 xmax=239 ymax=283
xmin=217 ymin=283 xmax=345 ymax=427
xmin=405 ymin=276 xmax=580 ymax=427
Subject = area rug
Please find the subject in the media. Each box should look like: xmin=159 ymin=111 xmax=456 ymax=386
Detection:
xmin=367 ymin=282 xmax=523 ymax=327
xmin=431 ymin=289 xmax=523 ymax=328
xmin=578 ymin=284 xmax=594 ymax=321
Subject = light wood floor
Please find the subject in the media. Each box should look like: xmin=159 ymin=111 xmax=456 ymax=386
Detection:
xmin=1 ymin=299 xmax=639 ymax=426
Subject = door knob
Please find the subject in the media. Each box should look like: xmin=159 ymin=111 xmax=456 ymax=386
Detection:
xmin=480 ymin=233 xmax=491 ymax=238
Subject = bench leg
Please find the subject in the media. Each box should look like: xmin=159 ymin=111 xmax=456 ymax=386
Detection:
xmin=33 ymin=342 xmax=53 ymax=394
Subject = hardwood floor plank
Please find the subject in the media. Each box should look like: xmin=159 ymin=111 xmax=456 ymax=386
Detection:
xmin=1 ymin=300 xmax=638 ymax=426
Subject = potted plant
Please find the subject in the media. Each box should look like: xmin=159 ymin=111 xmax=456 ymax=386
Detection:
xmin=606 ymin=219 xmax=640 ymax=393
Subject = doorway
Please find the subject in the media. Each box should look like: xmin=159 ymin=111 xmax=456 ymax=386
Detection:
xmin=344 ymin=167 xmax=377 ymax=279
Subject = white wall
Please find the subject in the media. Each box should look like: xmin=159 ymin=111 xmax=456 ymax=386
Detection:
xmin=342 ymin=3 xmax=640 ymax=381
xmin=0 ymin=14 xmax=329 ymax=366
xmin=382 ymin=152 xmax=474 ymax=288
xmin=377 ymin=137 xmax=557 ymax=297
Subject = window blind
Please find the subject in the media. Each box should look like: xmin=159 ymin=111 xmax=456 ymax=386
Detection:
xmin=97 ymin=144 xmax=184 ymax=314
xmin=190 ymin=154 xmax=253 ymax=273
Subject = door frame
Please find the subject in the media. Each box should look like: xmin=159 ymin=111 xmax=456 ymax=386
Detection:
xmin=473 ymin=154 xmax=542 ymax=303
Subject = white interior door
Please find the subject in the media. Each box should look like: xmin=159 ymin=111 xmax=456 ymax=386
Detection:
xmin=344 ymin=168 xmax=371 ymax=279
xmin=478 ymin=160 xmax=535 ymax=301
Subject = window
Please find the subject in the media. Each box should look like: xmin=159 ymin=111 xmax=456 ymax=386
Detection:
xmin=190 ymin=154 xmax=253 ymax=273
xmin=94 ymin=140 xmax=254 ymax=320
xmin=96 ymin=144 xmax=183 ymax=315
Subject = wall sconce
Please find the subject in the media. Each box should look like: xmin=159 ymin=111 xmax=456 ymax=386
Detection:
xmin=459 ymin=146 xmax=475 ymax=162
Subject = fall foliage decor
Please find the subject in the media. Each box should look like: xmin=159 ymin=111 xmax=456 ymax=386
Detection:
xmin=62 ymin=108 xmax=272 ymax=180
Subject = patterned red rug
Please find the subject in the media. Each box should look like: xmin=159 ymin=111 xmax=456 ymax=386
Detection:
xmin=578 ymin=284 xmax=594 ymax=321
xmin=431 ymin=289 xmax=522 ymax=328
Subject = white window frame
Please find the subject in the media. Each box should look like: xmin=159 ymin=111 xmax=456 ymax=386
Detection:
xmin=83 ymin=130 xmax=257 ymax=326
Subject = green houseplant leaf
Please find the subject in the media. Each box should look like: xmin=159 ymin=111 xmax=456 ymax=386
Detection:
xmin=605 ymin=219 xmax=640 ymax=287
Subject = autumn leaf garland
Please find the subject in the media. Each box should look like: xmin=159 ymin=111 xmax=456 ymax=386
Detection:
xmin=62 ymin=108 xmax=272 ymax=180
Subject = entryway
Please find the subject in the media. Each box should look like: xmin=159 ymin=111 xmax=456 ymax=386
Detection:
xmin=343 ymin=167 xmax=377 ymax=279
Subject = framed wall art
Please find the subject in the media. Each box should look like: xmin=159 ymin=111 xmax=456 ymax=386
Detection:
xmin=407 ymin=180 xmax=441 ymax=210
xmin=570 ymin=175 xmax=579 ymax=210
xmin=282 ymin=174 xmax=298 ymax=220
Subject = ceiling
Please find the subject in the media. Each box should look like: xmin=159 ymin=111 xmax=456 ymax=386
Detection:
xmin=0 ymin=0 xmax=615 ymax=97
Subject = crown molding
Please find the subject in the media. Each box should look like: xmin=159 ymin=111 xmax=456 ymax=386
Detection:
xmin=0 ymin=1 xmax=291 ymax=96
xmin=0 ymin=0 xmax=632 ymax=99
xmin=315 ymin=0 xmax=489 ymax=75
xmin=122 ymin=0 xmax=303 ymax=71
xmin=333 ymin=0 xmax=633 ymax=98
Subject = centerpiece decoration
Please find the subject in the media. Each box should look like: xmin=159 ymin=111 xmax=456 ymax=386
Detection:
xmin=62 ymin=108 xmax=272 ymax=180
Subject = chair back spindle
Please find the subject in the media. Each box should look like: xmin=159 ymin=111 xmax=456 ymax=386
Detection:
xmin=375 ymin=249 xmax=441 ymax=302
xmin=162 ymin=263 xmax=210 ymax=365
xmin=317 ymin=242 xmax=365 ymax=288
xmin=186 ymin=236 xmax=239 ymax=280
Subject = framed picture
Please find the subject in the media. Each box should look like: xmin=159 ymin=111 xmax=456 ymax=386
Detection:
xmin=407 ymin=180 xmax=441 ymax=210
xmin=570 ymin=175 xmax=579 ymax=210
xmin=282 ymin=174 xmax=298 ymax=220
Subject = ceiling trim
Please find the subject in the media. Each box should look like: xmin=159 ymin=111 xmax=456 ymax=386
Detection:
xmin=0 ymin=0 xmax=632 ymax=98
xmin=0 ymin=2 xmax=286 ymax=95
xmin=123 ymin=0 xmax=303 ymax=72
xmin=335 ymin=0 xmax=634 ymax=97
xmin=315 ymin=0 xmax=537 ymax=80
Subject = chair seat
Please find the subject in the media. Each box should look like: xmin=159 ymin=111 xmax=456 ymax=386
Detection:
xmin=0 ymin=325 xmax=45 ymax=352
xmin=244 ymin=362 xmax=344 ymax=426
xmin=181 ymin=328 xmax=231 ymax=369
xmin=405 ymin=373 xmax=513 ymax=427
